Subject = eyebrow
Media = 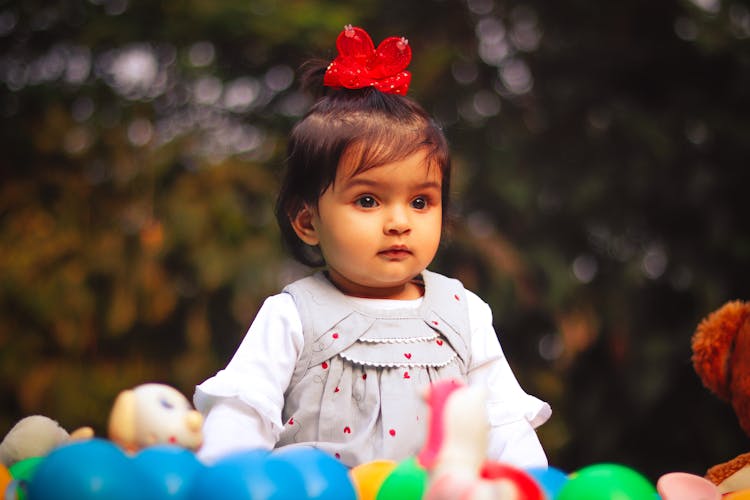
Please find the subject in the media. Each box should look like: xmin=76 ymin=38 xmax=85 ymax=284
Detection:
xmin=341 ymin=178 xmax=442 ymax=191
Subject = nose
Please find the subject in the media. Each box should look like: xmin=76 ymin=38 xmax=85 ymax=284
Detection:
xmin=384 ymin=205 xmax=410 ymax=235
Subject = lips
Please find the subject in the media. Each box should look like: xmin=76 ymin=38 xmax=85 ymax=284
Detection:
xmin=379 ymin=245 xmax=412 ymax=259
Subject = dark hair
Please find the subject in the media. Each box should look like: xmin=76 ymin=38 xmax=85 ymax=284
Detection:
xmin=275 ymin=61 xmax=451 ymax=267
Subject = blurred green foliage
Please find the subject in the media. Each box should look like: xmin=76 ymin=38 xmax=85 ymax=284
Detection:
xmin=1 ymin=0 xmax=749 ymax=481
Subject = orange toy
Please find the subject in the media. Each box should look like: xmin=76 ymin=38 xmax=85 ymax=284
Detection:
xmin=692 ymin=300 xmax=750 ymax=494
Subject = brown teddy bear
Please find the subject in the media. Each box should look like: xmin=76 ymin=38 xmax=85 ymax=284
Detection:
xmin=692 ymin=300 xmax=750 ymax=494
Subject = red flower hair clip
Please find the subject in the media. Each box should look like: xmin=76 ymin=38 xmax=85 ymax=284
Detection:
xmin=324 ymin=25 xmax=412 ymax=95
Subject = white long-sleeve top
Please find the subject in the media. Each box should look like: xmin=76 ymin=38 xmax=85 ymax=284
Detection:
xmin=194 ymin=289 xmax=551 ymax=467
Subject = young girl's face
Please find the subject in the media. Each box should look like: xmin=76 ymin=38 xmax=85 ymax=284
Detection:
xmin=293 ymin=148 xmax=443 ymax=300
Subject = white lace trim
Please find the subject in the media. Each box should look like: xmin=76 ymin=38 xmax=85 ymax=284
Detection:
xmin=339 ymin=351 xmax=457 ymax=369
xmin=357 ymin=334 xmax=438 ymax=344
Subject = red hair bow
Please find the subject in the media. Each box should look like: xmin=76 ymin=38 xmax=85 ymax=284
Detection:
xmin=324 ymin=25 xmax=412 ymax=95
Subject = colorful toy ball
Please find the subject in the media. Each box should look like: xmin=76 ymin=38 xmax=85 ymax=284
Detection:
xmin=479 ymin=462 xmax=544 ymax=500
xmin=525 ymin=466 xmax=569 ymax=499
xmin=188 ymin=449 xmax=306 ymax=500
xmin=133 ymin=445 xmax=204 ymax=499
xmin=376 ymin=456 xmax=428 ymax=500
xmin=273 ymin=447 xmax=355 ymax=500
xmin=7 ymin=456 xmax=45 ymax=500
xmin=349 ymin=459 xmax=398 ymax=500
xmin=26 ymin=438 xmax=140 ymax=500
xmin=8 ymin=456 xmax=44 ymax=483
xmin=556 ymin=463 xmax=657 ymax=500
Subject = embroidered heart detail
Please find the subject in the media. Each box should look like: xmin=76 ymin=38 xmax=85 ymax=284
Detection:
xmin=454 ymin=294 xmax=460 ymax=301
xmin=334 ymin=387 xmax=340 ymax=393
xmin=289 ymin=418 xmax=294 ymax=425
xmin=362 ymin=373 xmax=367 ymax=380
xmin=403 ymin=371 xmax=410 ymax=379
xmin=332 ymin=332 xmax=339 ymax=339
xmin=404 ymin=353 xmax=412 ymax=359
xmin=321 ymin=361 xmax=329 ymax=369
xmin=436 ymin=339 xmax=444 ymax=346
xmin=344 ymin=426 xmax=351 ymax=434
xmin=389 ymin=429 xmax=396 ymax=436
xmin=335 ymin=453 xmax=341 ymax=459
xmin=432 ymin=320 xmax=439 ymax=326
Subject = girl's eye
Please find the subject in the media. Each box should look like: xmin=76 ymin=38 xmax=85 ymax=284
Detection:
xmin=160 ymin=398 xmax=175 ymax=410
xmin=411 ymin=197 xmax=428 ymax=210
xmin=355 ymin=196 xmax=378 ymax=208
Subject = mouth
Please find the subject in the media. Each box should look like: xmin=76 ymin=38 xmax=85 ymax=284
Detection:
xmin=379 ymin=246 xmax=412 ymax=259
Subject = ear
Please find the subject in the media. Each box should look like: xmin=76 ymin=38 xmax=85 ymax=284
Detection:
xmin=289 ymin=204 xmax=320 ymax=246
xmin=69 ymin=426 xmax=94 ymax=440
xmin=108 ymin=389 xmax=137 ymax=450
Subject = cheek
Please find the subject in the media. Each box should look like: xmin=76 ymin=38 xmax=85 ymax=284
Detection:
xmin=316 ymin=220 xmax=363 ymax=258
xmin=326 ymin=225 xmax=373 ymax=257
xmin=425 ymin=213 xmax=443 ymax=242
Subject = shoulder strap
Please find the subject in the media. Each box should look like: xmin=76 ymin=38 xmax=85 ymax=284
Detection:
xmin=421 ymin=270 xmax=473 ymax=370
xmin=283 ymin=272 xmax=373 ymax=388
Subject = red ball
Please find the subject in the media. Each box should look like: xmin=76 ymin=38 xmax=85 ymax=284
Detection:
xmin=479 ymin=462 xmax=544 ymax=500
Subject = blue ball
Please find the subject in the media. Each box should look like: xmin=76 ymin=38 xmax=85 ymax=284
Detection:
xmin=525 ymin=466 xmax=569 ymax=498
xmin=27 ymin=438 xmax=140 ymax=500
xmin=188 ymin=449 xmax=306 ymax=500
xmin=273 ymin=447 xmax=355 ymax=500
xmin=133 ymin=445 xmax=204 ymax=499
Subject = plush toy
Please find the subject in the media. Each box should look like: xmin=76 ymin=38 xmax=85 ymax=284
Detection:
xmin=0 ymin=415 xmax=93 ymax=467
xmin=692 ymin=300 xmax=750 ymax=494
xmin=417 ymin=379 xmax=542 ymax=500
xmin=108 ymin=382 xmax=203 ymax=453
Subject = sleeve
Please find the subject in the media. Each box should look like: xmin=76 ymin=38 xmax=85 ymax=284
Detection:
xmin=193 ymin=293 xmax=304 ymax=463
xmin=465 ymin=290 xmax=552 ymax=469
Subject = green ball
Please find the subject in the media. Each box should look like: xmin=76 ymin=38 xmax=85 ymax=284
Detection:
xmin=557 ymin=463 xmax=657 ymax=500
xmin=375 ymin=456 xmax=428 ymax=500
xmin=9 ymin=457 xmax=44 ymax=482
xmin=8 ymin=457 xmax=45 ymax=500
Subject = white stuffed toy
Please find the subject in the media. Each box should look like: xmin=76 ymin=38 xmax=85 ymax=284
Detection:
xmin=0 ymin=415 xmax=94 ymax=467
xmin=108 ymin=383 xmax=203 ymax=453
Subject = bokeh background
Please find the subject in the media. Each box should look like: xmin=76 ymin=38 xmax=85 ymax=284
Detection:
xmin=1 ymin=0 xmax=749 ymax=482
